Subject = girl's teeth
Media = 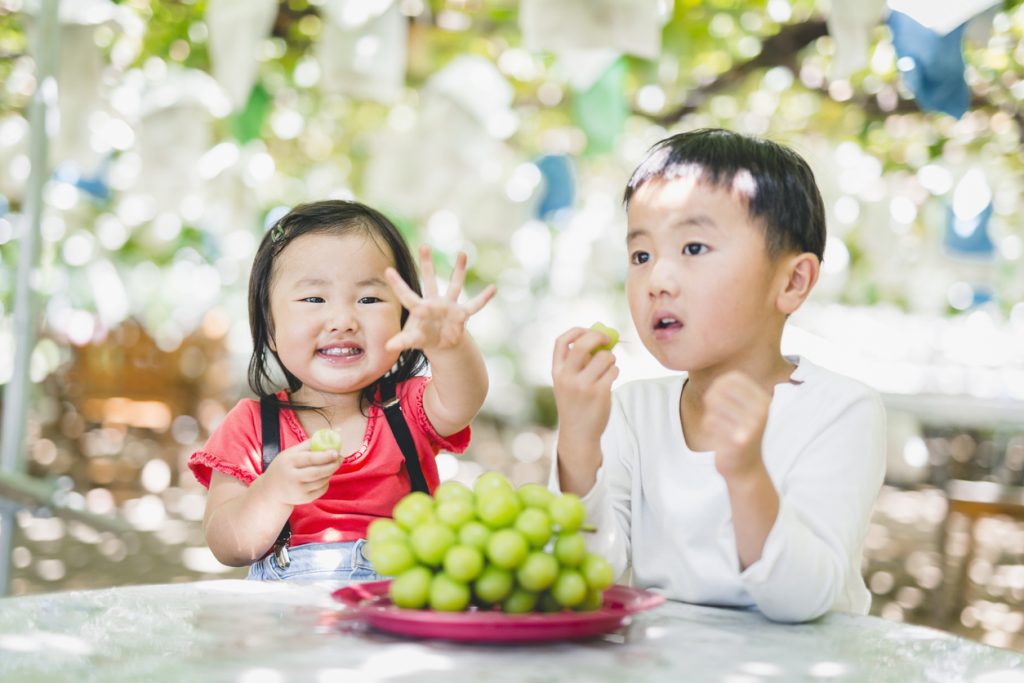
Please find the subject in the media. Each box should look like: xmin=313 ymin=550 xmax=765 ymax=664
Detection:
xmin=322 ymin=347 xmax=360 ymax=356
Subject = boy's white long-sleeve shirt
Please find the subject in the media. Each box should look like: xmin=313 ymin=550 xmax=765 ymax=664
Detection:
xmin=552 ymin=356 xmax=887 ymax=623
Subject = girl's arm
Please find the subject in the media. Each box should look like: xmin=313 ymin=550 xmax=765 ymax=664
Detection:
xmin=202 ymin=442 xmax=341 ymax=566
xmin=384 ymin=247 xmax=495 ymax=437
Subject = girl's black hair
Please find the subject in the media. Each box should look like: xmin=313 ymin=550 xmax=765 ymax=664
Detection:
xmin=247 ymin=200 xmax=427 ymax=412
xmin=624 ymin=128 xmax=826 ymax=261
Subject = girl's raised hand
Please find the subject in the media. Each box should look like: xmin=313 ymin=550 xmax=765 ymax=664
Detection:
xmin=384 ymin=246 xmax=496 ymax=354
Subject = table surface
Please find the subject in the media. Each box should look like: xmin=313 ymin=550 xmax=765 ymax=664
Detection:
xmin=2 ymin=580 xmax=1022 ymax=683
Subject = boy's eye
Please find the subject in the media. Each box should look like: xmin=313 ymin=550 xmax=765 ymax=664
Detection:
xmin=301 ymin=296 xmax=325 ymax=304
xmin=630 ymin=251 xmax=650 ymax=265
xmin=358 ymin=296 xmax=382 ymax=304
xmin=683 ymin=243 xmax=708 ymax=256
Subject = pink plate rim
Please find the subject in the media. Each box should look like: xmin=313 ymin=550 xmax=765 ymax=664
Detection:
xmin=332 ymin=580 xmax=665 ymax=641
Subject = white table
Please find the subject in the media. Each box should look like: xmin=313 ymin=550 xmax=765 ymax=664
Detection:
xmin=1 ymin=580 xmax=1022 ymax=682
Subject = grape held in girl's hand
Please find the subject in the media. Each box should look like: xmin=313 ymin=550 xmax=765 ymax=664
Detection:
xmin=309 ymin=428 xmax=342 ymax=452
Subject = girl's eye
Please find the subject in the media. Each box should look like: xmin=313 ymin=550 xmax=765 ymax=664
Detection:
xmin=301 ymin=296 xmax=325 ymax=304
xmin=683 ymin=243 xmax=708 ymax=256
xmin=630 ymin=251 xmax=650 ymax=265
xmin=358 ymin=296 xmax=382 ymax=304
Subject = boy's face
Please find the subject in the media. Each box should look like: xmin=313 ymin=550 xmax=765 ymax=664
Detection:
xmin=625 ymin=176 xmax=788 ymax=374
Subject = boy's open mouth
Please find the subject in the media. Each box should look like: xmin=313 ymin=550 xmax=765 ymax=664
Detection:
xmin=653 ymin=316 xmax=682 ymax=331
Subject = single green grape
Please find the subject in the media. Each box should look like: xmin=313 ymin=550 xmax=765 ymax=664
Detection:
xmin=589 ymin=322 xmax=619 ymax=353
xmin=309 ymin=428 xmax=343 ymax=452
xmin=551 ymin=568 xmax=588 ymax=608
xmin=514 ymin=507 xmax=553 ymax=549
xmin=443 ymin=544 xmax=485 ymax=583
xmin=581 ymin=553 xmax=614 ymax=590
xmin=436 ymin=498 xmax=476 ymax=529
xmin=485 ymin=528 xmax=529 ymax=570
xmin=367 ymin=518 xmax=407 ymax=545
xmin=409 ymin=521 xmax=456 ymax=567
xmin=474 ymin=565 xmax=515 ymax=604
xmin=476 ymin=489 xmax=522 ymax=529
xmin=548 ymin=493 xmax=585 ymax=533
xmin=429 ymin=572 xmax=471 ymax=612
xmin=390 ymin=566 xmax=432 ymax=609
xmin=517 ymin=483 xmax=554 ymax=510
xmin=393 ymin=491 xmax=435 ymax=531
xmin=502 ymin=587 xmax=539 ymax=614
xmin=434 ymin=480 xmax=475 ymax=505
xmin=516 ymin=551 xmax=559 ymax=592
xmin=474 ymin=471 xmax=514 ymax=497
xmin=457 ymin=520 xmax=491 ymax=551
xmin=368 ymin=539 xmax=415 ymax=576
xmin=553 ymin=532 xmax=586 ymax=567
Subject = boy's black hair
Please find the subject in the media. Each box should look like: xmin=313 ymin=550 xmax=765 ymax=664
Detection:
xmin=624 ymin=128 xmax=826 ymax=261
xmin=248 ymin=199 xmax=427 ymax=411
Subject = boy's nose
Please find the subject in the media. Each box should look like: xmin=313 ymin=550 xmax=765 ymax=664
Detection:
xmin=646 ymin=259 xmax=679 ymax=297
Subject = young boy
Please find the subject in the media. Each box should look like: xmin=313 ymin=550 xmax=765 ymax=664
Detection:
xmin=551 ymin=128 xmax=886 ymax=623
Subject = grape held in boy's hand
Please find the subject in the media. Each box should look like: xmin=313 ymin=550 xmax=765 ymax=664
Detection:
xmin=589 ymin=322 xmax=619 ymax=353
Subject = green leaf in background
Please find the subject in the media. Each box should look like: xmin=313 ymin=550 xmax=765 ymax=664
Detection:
xmin=571 ymin=57 xmax=628 ymax=156
xmin=231 ymin=82 xmax=271 ymax=144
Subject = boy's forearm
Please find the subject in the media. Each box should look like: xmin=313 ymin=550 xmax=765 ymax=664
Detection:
xmin=725 ymin=462 xmax=780 ymax=570
xmin=422 ymin=333 xmax=489 ymax=435
xmin=204 ymin=477 xmax=294 ymax=566
xmin=555 ymin=433 xmax=602 ymax=497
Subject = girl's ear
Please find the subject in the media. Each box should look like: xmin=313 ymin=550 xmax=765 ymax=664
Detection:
xmin=776 ymin=252 xmax=820 ymax=315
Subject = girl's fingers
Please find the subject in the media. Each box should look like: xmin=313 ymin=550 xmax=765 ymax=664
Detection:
xmin=463 ymin=284 xmax=496 ymax=316
xmin=446 ymin=251 xmax=468 ymax=302
xmin=385 ymin=268 xmax=422 ymax=309
xmin=385 ymin=328 xmax=423 ymax=352
xmin=419 ymin=245 xmax=438 ymax=298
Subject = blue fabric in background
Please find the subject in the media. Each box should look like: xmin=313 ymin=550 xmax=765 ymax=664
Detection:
xmin=534 ymin=154 xmax=576 ymax=221
xmin=888 ymin=10 xmax=970 ymax=118
xmin=944 ymin=202 xmax=995 ymax=258
xmin=54 ymin=158 xmax=112 ymax=203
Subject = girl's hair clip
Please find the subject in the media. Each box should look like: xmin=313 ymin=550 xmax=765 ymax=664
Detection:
xmin=270 ymin=224 xmax=285 ymax=243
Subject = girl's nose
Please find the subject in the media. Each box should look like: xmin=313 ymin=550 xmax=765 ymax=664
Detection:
xmin=327 ymin=304 xmax=358 ymax=332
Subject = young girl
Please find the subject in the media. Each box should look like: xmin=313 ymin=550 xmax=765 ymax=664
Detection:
xmin=188 ymin=200 xmax=495 ymax=581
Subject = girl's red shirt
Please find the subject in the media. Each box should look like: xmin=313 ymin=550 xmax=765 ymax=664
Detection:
xmin=188 ymin=376 xmax=470 ymax=546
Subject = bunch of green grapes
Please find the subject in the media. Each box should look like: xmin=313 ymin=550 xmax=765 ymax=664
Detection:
xmin=366 ymin=472 xmax=614 ymax=613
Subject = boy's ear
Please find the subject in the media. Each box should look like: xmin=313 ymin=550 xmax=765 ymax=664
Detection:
xmin=775 ymin=252 xmax=820 ymax=315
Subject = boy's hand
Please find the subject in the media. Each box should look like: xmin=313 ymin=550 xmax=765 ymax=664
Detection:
xmin=384 ymin=246 xmax=496 ymax=355
xmin=702 ymin=371 xmax=771 ymax=481
xmin=552 ymin=327 xmax=620 ymax=459
xmin=259 ymin=440 xmax=341 ymax=506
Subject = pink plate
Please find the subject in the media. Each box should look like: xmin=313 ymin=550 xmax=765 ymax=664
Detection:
xmin=332 ymin=580 xmax=665 ymax=643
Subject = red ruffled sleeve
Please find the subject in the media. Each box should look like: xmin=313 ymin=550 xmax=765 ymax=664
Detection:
xmin=401 ymin=376 xmax=471 ymax=454
xmin=187 ymin=399 xmax=264 ymax=488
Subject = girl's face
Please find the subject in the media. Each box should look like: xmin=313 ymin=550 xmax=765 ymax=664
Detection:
xmin=625 ymin=177 xmax=788 ymax=376
xmin=268 ymin=231 xmax=404 ymax=404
